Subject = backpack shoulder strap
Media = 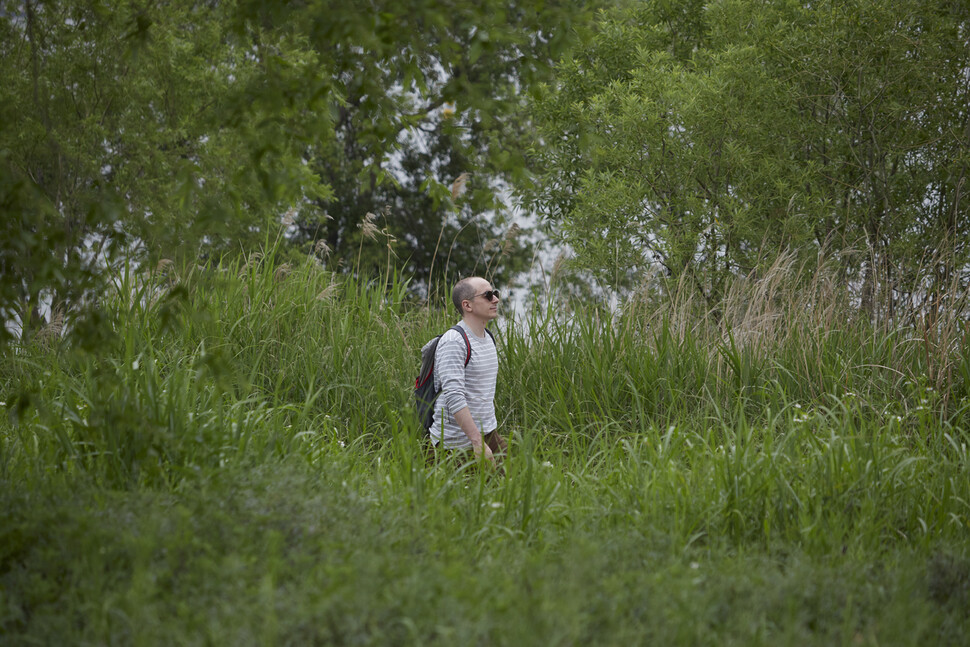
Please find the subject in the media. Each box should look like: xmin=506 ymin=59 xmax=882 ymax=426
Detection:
xmin=451 ymin=325 xmax=472 ymax=366
xmin=484 ymin=327 xmax=495 ymax=346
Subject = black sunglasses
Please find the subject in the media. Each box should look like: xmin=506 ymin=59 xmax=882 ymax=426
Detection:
xmin=471 ymin=289 xmax=500 ymax=301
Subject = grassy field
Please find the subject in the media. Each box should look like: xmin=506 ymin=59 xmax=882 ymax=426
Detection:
xmin=2 ymin=249 xmax=969 ymax=645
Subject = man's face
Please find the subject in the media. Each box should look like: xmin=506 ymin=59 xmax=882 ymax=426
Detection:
xmin=464 ymin=279 xmax=499 ymax=321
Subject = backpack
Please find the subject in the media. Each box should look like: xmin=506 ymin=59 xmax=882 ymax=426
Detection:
xmin=415 ymin=325 xmax=495 ymax=432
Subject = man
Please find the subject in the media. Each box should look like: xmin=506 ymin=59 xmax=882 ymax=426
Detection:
xmin=430 ymin=276 xmax=506 ymax=465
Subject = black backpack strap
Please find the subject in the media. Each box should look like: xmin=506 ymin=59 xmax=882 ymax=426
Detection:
xmin=451 ymin=325 xmax=472 ymax=366
xmin=451 ymin=325 xmax=496 ymax=367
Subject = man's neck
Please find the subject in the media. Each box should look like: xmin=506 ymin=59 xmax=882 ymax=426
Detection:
xmin=461 ymin=315 xmax=487 ymax=338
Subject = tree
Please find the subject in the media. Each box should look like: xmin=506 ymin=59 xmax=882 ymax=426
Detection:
xmin=1 ymin=0 xmax=593 ymax=346
xmin=0 ymin=0 xmax=328 ymax=342
xmin=525 ymin=0 xmax=970 ymax=318
xmin=264 ymin=0 xmax=592 ymax=294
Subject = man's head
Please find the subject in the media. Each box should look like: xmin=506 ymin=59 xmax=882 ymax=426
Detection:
xmin=452 ymin=276 xmax=500 ymax=322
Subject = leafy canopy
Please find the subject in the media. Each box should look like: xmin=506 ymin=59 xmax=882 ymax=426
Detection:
xmin=525 ymin=0 xmax=970 ymax=316
xmin=1 ymin=0 xmax=592 ymax=344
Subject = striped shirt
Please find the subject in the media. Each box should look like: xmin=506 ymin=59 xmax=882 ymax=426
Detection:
xmin=430 ymin=320 xmax=498 ymax=449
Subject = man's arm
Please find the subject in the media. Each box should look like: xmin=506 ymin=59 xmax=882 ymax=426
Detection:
xmin=454 ymin=407 xmax=494 ymax=463
xmin=436 ymin=331 xmax=495 ymax=463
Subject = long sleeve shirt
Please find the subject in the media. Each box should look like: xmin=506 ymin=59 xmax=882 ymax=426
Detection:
xmin=429 ymin=320 xmax=498 ymax=449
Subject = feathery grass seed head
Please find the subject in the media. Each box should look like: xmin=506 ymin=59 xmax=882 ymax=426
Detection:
xmin=274 ymin=263 xmax=292 ymax=283
xmin=451 ymin=173 xmax=469 ymax=201
xmin=359 ymin=212 xmax=379 ymax=240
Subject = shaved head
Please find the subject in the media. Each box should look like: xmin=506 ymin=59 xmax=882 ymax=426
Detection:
xmin=452 ymin=277 xmax=477 ymax=315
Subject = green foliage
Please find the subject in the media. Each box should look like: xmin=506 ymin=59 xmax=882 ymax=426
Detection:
xmin=1 ymin=0 xmax=594 ymax=346
xmin=4 ymin=458 xmax=968 ymax=645
xmin=2 ymin=250 xmax=969 ymax=643
xmin=4 ymin=2 xmax=969 ymax=640
xmin=526 ymin=0 xmax=970 ymax=314
xmin=0 ymin=0 xmax=331 ymax=342
xmin=273 ymin=0 xmax=595 ymax=293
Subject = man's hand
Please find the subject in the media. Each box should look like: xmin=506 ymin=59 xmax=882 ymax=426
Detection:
xmin=473 ymin=442 xmax=495 ymax=465
xmin=455 ymin=407 xmax=494 ymax=464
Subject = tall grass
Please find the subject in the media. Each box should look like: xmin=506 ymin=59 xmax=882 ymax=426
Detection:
xmin=1 ymin=245 xmax=968 ymax=645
